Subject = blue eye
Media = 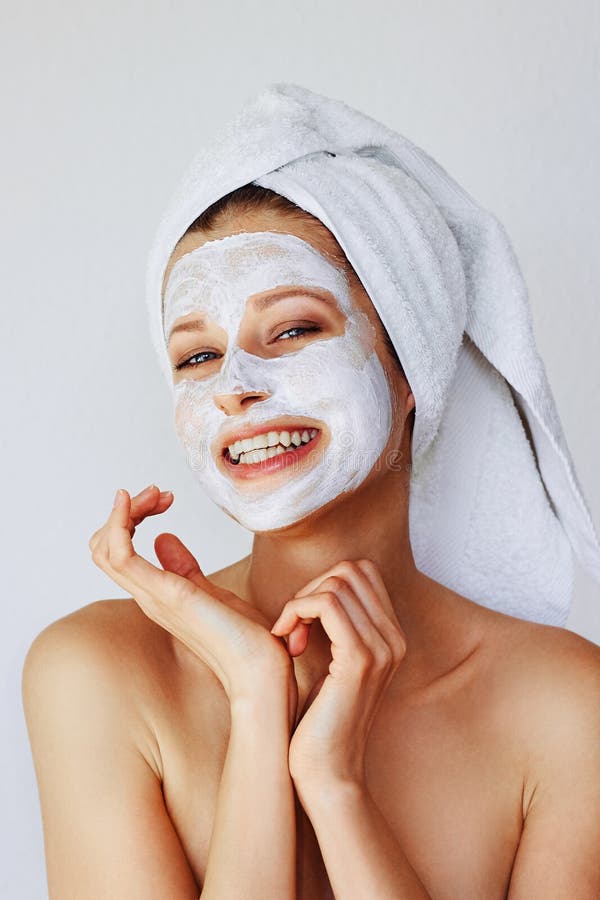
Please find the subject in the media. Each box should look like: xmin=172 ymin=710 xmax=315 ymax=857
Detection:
xmin=276 ymin=325 xmax=321 ymax=341
xmin=174 ymin=350 xmax=221 ymax=372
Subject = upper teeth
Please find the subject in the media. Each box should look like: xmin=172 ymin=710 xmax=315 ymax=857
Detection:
xmin=227 ymin=428 xmax=318 ymax=463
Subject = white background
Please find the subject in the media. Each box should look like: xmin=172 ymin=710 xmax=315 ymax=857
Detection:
xmin=2 ymin=1 xmax=599 ymax=895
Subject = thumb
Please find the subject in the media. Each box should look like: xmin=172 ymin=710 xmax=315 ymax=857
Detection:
xmin=154 ymin=533 xmax=210 ymax=590
xmin=154 ymin=532 xmax=259 ymax=622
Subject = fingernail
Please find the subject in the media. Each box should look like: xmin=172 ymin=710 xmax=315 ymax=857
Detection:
xmin=113 ymin=489 xmax=123 ymax=508
xmin=142 ymin=483 xmax=157 ymax=494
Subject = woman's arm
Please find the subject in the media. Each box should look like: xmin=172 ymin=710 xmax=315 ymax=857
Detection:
xmin=22 ymin=615 xmax=201 ymax=899
xmin=22 ymin=613 xmax=297 ymax=899
xmin=270 ymin=558 xmax=431 ymax=899
xmin=201 ymin=690 xmax=296 ymax=899
xmin=296 ymin=778 xmax=430 ymax=900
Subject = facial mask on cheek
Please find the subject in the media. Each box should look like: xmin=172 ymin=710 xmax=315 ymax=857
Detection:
xmin=163 ymin=231 xmax=393 ymax=532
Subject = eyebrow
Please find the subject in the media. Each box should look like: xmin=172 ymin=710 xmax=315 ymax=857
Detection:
xmin=251 ymin=287 xmax=335 ymax=311
xmin=167 ymin=288 xmax=335 ymax=343
xmin=167 ymin=315 xmax=209 ymax=343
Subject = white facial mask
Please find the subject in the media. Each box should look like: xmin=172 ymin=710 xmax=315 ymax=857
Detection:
xmin=163 ymin=231 xmax=393 ymax=532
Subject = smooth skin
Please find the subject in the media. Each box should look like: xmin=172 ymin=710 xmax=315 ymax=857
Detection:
xmin=22 ymin=208 xmax=600 ymax=899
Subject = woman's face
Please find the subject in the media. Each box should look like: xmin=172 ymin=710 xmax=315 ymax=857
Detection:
xmin=162 ymin=211 xmax=414 ymax=533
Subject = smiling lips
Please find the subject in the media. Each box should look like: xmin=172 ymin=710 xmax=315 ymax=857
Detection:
xmin=222 ymin=426 xmax=322 ymax=480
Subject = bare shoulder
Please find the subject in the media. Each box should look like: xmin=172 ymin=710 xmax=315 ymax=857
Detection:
xmin=22 ymin=598 xmax=176 ymax=777
xmin=478 ymin=609 xmax=600 ymax=789
xmin=474 ymin=606 xmax=600 ymax=712
xmin=21 ymin=602 xmax=206 ymax=896
xmin=487 ymin=611 xmax=600 ymax=700
xmin=22 ymin=551 xmax=252 ymax=707
xmin=21 ymin=572 xmax=240 ymax=755
xmin=24 ymin=545 xmax=250 ymax=657
xmin=24 ymin=596 xmax=173 ymax=679
xmin=475 ymin=613 xmax=600 ymax=895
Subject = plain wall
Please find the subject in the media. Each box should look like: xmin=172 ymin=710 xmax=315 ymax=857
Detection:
xmin=2 ymin=1 xmax=599 ymax=895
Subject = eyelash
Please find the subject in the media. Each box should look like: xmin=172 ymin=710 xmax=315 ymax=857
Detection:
xmin=173 ymin=325 xmax=322 ymax=371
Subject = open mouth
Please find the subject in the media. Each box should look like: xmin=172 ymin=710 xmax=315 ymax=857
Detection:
xmin=221 ymin=426 xmax=322 ymax=479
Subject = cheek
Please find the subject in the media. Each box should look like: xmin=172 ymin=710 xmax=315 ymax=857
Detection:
xmin=173 ymin=385 xmax=215 ymax=450
xmin=173 ymin=395 xmax=191 ymax=442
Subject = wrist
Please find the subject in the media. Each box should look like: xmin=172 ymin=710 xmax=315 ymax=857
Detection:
xmin=229 ymin=690 xmax=292 ymax=765
xmin=290 ymin=751 xmax=367 ymax=794
xmin=230 ymin=683 xmax=289 ymax=721
xmin=293 ymin=771 xmax=368 ymax=807
xmin=228 ymin=650 xmax=293 ymax=705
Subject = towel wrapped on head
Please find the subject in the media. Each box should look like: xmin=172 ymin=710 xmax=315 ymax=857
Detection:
xmin=146 ymin=81 xmax=600 ymax=626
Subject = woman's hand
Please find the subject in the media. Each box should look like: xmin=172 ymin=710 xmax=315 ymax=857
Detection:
xmin=88 ymin=485 xmax=296 ymax=720
xmin=270 ymin=559 xmax=407 ymax=788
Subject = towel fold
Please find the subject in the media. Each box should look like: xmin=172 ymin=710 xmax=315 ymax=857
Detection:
xmin=146 ymin=82 xmax=600 ymax=625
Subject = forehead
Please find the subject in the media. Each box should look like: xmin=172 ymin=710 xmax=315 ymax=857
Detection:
xmin=163 ymin=208 xmax=345 ymax=285
xmin=162 ymin=230 xmax=353 ymax=341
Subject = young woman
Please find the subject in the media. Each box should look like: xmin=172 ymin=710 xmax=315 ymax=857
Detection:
xmin=23 ymin=90 xmax=600 ymax=899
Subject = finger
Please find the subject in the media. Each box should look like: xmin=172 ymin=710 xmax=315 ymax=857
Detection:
xmin=108 ymin=487 xmax=134 ymax=535
xmin=93 ymin=495 xmax=232 ymax=655
xmin=306 ymin=575 xmax=375 ymax=643
xmin=129 ymin=486 xmax=174 ymax=526
xmin=293 ymin=568 xmax=335 ymax=598
xmin=102 ymin=491 xmax=191 ymax=607
xmin=95 ymin=498 xmax=254 ymax=680
xmin=286 ymin=621 xmax=311 ymax=657
xmin=354 ymin=559 xmax=398 ymax=619
xmin=154 ymin=532 xmax=213 ymax=590
xmin=106 ymin=487 xmax=137 ymax=538
xmin=107 ymin=486 xmax=172 ymax=541
xmin=106 ymin=534 xmax=214 ymax=626
xmin=271 ymin=591 xmax=369 ymax=677
xmin=296 ymin=561 xmax=400 ymax=646
xmin=351 ymin=561 xmax=407 ymax=657
xmin=295 ymin=561 xmax=381 ymax=613
xmin=89 ymin=487 xmax=172 ymax=560
xmin=353 ymin=561 xmax=407 ymax=655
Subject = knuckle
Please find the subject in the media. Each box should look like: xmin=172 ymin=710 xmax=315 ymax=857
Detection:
xmin=107 ymin=544 xmax=132 ymax=570
xmin=324 ymin=575 xmax=345 ymax=592
xmin=357 ymin=558 xmax=377 ymax=574
xmin=90 ymin=545 xmax=107 ymax=567
xmin=335 ymin=560 xmax=354 ymax=574
xmin=88 ymin=529 xmax=105 ymax=552
xmin=322 ymin=591 xmax=340 ymax=611
xmin=374 ymin=643 xmax=394 ymax=669
xmin=354 ymin=646 xmax=372 ymax=675
xmin=393 ymin=632 xmax=408 ymax=661
xmin=387 ymin=627 xmax=406 ymax=662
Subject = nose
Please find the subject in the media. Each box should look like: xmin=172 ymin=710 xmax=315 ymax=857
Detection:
xmin=213 ymin=390 xmax=270 ymax=416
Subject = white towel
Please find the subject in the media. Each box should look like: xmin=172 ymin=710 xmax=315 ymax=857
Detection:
xmin=146 ymin=82 xmax=600 ymax=626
